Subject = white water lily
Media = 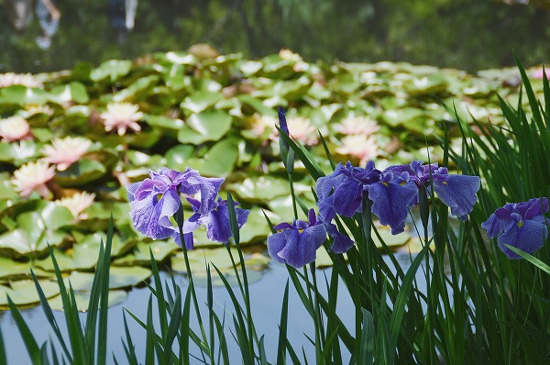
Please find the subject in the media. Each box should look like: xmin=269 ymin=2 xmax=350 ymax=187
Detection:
xmin=42 ymin=136 xmax=92 ymax=171
xmin=0 ymin=72 xmax=43 ymax=88
xmin=100 ymin=102 xmax=143 ymax=136
xmin=334 ymin=116 xmax=379 ymax=136
xmin=249 ymin=114 xmax=277 ymax=138
xmin=57 ymin=191 xmax=95 ymax=220
xmin=272 ymin=116 xmax=318 ymax=146
xmin=22 ymin=105 xmax=54 ymax=117
xmin=336 ymin=135 xmax=379 ymax=166
xmin=12 ymin=161 xmax=56 ymax=198
xmin=0 ymin=116 xmax=32 ymax=142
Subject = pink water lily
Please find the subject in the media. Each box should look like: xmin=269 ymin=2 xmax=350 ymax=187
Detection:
xmin=0 ymin=116 xmax=32 ymax=142
xmin=100 ymin=102 xmax=143 ymax=136
xmin=0 ymin=72 xmax=43 ymax=88
xmin=336 ymin=135 xmax=379 ymax=166
xmin=12 ymin=161 xmax=56 ymax=198
xmin=56 ymin=191 xmax=96 ymax=220
xmin=42 ymin=136 xmax=92 ymax=171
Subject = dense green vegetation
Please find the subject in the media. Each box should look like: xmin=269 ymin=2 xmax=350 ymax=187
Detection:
xmin=1 ymin=49 xmax=547 ymax=307
xmin=3 ymin=58 xmax=550 ymax=364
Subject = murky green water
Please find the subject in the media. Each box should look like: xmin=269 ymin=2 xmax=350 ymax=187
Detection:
xmin=1 ymin=0 xmax=550 ymax=73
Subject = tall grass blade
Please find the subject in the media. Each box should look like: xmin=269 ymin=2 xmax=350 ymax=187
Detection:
xmin=358 ymin=309 xmax=375 ymax=365
xmin=7 ymin=296 xmax=41 ymax=364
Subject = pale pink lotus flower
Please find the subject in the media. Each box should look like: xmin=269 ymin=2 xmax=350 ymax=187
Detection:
xmin=286 ymin=117 xmax=318 ymax=145
xmin=56 ymin=191 xmax=95 ymax=220
xmin=100 ymin=102 xmax=143 ymax=136
xmin=0 ymin=72 xmax=43 ymax=88
xmin=249 ymin=114 xmax=278 ymax=138
xmin=334 ymin=116 xmax=380 ymax=136
xmin=12 ymin=161 xmax=56 ymax=198
xmin=42 ymin=136 xmax=92 ymax=171
xmin=336 ymin=135 xmax=379 ymax=166
xmin=533 ymin=67 xmax=549 ymax=80
xmin=23 ymin=105 xmax=54 ymax=117
xmin=270 ymin=116 xmax=318 ymax=146
xmin=0 ymin=116 xmax=32 ymax=142
xmin=278 ymin=49 xmax=308 ymax=72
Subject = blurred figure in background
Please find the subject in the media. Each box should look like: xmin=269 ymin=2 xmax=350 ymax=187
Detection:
xmin=5 ymin=0 xmax=34 ymax=32
xmin=109 ymin=0 xmax=138 ymax=43
xmin=35 ymin=0 xmax=61 ymax=49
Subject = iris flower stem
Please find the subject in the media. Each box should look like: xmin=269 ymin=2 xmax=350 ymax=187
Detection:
xmin=288 ymin=172 xmax=298 ymax=221
xmin=309 ymin=262 xmax=327 ymax=362
xmin=177 ymin=226 xmax=212 ymax=363
xmin=303 ymin=266 xmax=323 ymax=360
xmin=225 ymin=244 xmax=256 ymax=358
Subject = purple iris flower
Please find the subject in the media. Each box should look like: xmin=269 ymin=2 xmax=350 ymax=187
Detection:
xmin=278 ymin=106 xmax=290 ymax=136
xmin=316 ymin=161 xmax=381 ymax=222
xmin=389 ymin=161 xmax=481 ymax=220
xmin=367 ymin=171 xmax=418 ymax=234
xmin=179 ymin=197 xmax=250 ymax=249
xmin=316 ymin=160 xmax=418 ymax=234
xmin=267 ymin=209 xmax=327 ymax=268
xmin=127 ymin=167 xmax=247 ymax=249
xmin=127 ymin=169 xmax=183 ymax=240
xmin=481 ymin=198 xmax=549 ymax=259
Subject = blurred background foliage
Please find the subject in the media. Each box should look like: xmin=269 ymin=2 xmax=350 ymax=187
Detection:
xmin=1 ymin=0 xmax=550 ymax=73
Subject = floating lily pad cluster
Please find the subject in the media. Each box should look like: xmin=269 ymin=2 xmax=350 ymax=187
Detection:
xmin=0 ymin=48 xmax=545 ymax=307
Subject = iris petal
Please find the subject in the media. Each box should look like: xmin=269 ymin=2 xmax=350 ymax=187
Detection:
xmin=433 ymin=175 xmax=480 ymax=219
xmin=278 ymin=224 xmax=326 ymax=268
xmin=498 ymin=220 xmax=548 ymax=259
xmin=369 ymin=180 xmax=417 ymax=234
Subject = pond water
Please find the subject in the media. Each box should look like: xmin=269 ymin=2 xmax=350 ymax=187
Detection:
xmin=1 ymin=0 xmax=550 ymax=73
xmin=0 ymin=254 xmax=424 ymax=363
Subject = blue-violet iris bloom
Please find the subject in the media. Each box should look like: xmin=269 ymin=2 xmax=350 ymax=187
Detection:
xmin=367 ymin=170 xmax=418 ymax=234
xmin=316 ymin=161 xmax=418 ymax=234
xmin=268 ymin=209 xmax=327 ymax=268
xmin=388 ymin=160 xmax=481 ymax=220
xmin=127 ymin=167 xmax=248 ymax=249
xmin=481 ymin=197 xmax=549 ymax=259
xmin=181 ymin=197 xmax=250 ymax=249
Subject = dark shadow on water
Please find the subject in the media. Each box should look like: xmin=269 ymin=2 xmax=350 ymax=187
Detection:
xmin=1 ymin=0 xmax=550 ymax=73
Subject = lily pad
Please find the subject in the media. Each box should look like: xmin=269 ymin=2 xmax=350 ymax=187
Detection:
xmin=35 ymin=243 xmax=102 ymax=272
xmin=0 ymin=140 xmax=40 ymax=165
xmin=66 ymin=266 xmax=151 ymax=291
xmin=0 ymin=203 xmax=73 ymax=257
xmin=185 ymin=138 xmax=239 ymax=177
xmin=113 ymin=75 xmax=160 ymax=102
xmin=90 ymin=60 xmax=133 ymax=82
xmin=48 ymin=82 xmax=89 ymax=104
xmin=239 ymin=208 xmax=274 ymax=244
xmin=0 ymin=257 xmax=34 ymax=280
xmin=403 ymin=75 xmax=448 ymax=95
xmin=177 ymin=110 xmax=232 ymax=144
xmin=228 ymin=176 xmax=291 ymax=203
xmin=0 ymin=279 xmax=60 ymax=306
xmin=47 ymin=289 xmax=127 ymax=311
xmin=0 ymin=85 xmax=49 ymax=106
xmin=144 ymin=115 xmax=185 ymax=131
xmin=180 ymin=90 xmax=223 ymax=114
xmin=372 ymin=227 xmax=411 ymax=248
xmin=54 ymin=158 xmax=107 ymax=187
xmin=382 ymin=108 xmax=425 ymax=127
xmin=112 ymin=241 xmax=180 ymax=266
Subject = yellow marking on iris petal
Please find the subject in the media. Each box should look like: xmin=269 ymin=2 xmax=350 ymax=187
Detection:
xmin=517 ymin=221 xmax=524 ymax=228
xmin=443 ymin=181 xmax=448 ymax=185
xmin=400 ymin=181 xmax=406 ymax=186
xmin=382 ymin=182 xmax=389 ymax=187
xmin=156 ymin=194 xmax=163 ymax=201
